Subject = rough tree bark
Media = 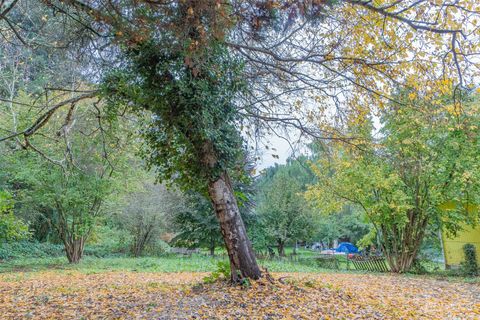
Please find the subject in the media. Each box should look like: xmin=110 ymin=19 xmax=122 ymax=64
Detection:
xmin=64 ymin=237 xmax=85 ymax=264
xmin=132 ymin=223 xmax=154 ymax=257
xmin=209 ymin=236 xmax=215 ymax=256
xmin=208 ymin=171 xmax=262 ymax=282
xmin=277 ymin=240 xmax=286 ymax=257
xmin=380 ymin=211 xmax=429 ymax=273
xmin=200 ymin=138 xmax=262 ymax=281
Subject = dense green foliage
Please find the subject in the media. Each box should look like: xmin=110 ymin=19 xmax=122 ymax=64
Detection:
xmin=257 ymin=165 xmax=315 ymax=255
xmin=0 ymin=191 xmax=29 ymax=243
xmin=103 ymin=41 xmax=246 ymax=193
xmin=462 ymin=244 xmax=478 ymax=276
xmin=11 ymin=161 xmax=112 ymax=263
xmin=314 ymin=206 xmax=370 ymax=247
xmin=0 ymin=241 xmax=64 ymax=260
xmin=172 ymin=192 xmax=223 ymax=255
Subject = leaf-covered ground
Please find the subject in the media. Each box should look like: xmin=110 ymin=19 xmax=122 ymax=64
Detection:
xmin=0 ymin=271 xmax=479 ymax=319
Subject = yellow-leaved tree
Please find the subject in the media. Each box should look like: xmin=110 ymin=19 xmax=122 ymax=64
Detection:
xmin=306 ymin=91 xmax=480 ymax=272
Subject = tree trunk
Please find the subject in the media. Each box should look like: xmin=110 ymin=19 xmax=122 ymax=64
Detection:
xmin=380 ymin=213 xmax=428 ymax=273
xmin=277 ymin=240 xmax=286 ymax=257
xmin=207 ymin=171 xmax=262 ymax=282
xmin=65 ymin=237 xmax=85 ymax=264
xmin=132 ymin=225 xmax=153 ymax=257
xmin=210 ymin=236 xmax=215 ymax=256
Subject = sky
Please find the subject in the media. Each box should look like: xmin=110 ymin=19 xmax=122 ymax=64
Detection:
xmin=256 ymin=134 xmax=292 ymax=170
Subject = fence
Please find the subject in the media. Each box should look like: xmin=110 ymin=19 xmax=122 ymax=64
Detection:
xmin=178 ymin=249 xmax=391 ymax=273
xmin=347 ymin=255 xmax=389 ymax=272
xmin=313 ymin=254 xmax=390 ymax=272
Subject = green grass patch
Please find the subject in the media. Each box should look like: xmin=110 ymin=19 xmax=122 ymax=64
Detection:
xmin=0 ymin=254 xmax=329 ymax=274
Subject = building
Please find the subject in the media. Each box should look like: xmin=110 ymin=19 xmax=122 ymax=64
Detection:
xmin=442 ymin=225 xmax=480 ymax=268
xmin=440 ymin=201 xmax=480 ymax=268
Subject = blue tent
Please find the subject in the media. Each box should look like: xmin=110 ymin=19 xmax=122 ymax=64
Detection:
xmin=335 ymin=242 xmax=359 ymax=253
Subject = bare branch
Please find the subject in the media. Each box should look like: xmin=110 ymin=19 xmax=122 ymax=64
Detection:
xmin=0 ymin=91 xmax=98 ymax=143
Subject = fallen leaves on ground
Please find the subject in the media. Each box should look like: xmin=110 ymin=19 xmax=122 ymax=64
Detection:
xmin=0 ymin=271 xmax=479 ymax=319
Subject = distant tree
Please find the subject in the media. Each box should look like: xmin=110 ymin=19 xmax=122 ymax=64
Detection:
xmin=0 ymin=95 xmax=132 ymax=263
xmin=314 ymin=205 xmax=370 ymax=247
xmin=172 ymin=192 xmax=222 ymax=256
xmin=257 ymin=162 xmax=316 ymax=256
xmin=117 ymin=183 xmax=184 ymax=257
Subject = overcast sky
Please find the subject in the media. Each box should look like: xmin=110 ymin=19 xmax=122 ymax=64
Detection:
xmin=255 ymin=134 xmax=292 ymax=170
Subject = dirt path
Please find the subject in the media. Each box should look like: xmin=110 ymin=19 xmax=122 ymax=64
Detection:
xmin=0 ymin=271 xmax=478 ymax=319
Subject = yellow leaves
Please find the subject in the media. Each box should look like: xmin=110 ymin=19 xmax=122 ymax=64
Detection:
xmin=405 ymin=32 xmax=414 ymax=42
xmin=1 ymin=270 xmax=479 ymax=319
xmin=294 ymin=99 xmax=302 ymax=111
xmin=405 ymin=74 xmax=421 ymax=91
xmin=462 ymin=171 xmax=472 ymax=182
xmin=323 ymin=52 xmax=334 ymax=61
xmin=438 ymin=78 xmax=454 ymax=95
xmin=443 ymin=103 xmax=462 ymax=117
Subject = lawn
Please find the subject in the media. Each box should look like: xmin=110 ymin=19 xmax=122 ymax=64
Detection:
xmin=0 ymin=255 xmax=479 ymax=319
xmin=0 ymin=254 xmax=324 ymax=274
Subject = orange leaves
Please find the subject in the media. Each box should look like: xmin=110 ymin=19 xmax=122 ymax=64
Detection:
xmin=1 ymin=271 xmax=479 ymax=319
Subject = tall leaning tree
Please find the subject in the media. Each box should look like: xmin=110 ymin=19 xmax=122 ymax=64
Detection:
xmin=1 ymin=0 xmax=479 ymax=281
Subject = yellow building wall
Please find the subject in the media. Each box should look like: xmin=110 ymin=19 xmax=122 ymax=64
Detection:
xmin=442 ymin=225 xmax=480 ymax=268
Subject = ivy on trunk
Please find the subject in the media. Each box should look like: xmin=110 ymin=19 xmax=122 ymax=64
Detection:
xmin=102 ymin=37 xmax=262 ymax=280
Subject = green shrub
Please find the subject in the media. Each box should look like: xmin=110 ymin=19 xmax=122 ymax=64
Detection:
xmin=0 ymin=241 xmax=64 ymax=260
xmin=409 ymin=259 xmax=428 ymax=275
xmin=83 ymin=245 xmax=126 ymax=258
xmin=461 ymin=243 xmax=478 ymax=276
xmin=0 ymin=241 xmax=131 ymax=261
xmin=142 ymin=239 xmax=171 ymax=257
xmin=86 ymin=225 xmax=131 ymax=257
xmin=0 ymin=191 xmax=30 ymax=242
xmin=203 ymin=260 xmax=231 ymax=283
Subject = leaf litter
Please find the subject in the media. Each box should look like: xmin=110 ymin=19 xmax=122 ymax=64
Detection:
xmin=0 ymin=271 xmax=479 ymax=319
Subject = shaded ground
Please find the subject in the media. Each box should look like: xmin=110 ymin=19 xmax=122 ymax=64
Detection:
xmin=0 ymin=271 xmax=479 ymax=319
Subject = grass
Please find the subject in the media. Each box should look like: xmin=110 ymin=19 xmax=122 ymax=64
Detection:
xmin=1 ymin=254 xmax=478 ymax=285
xmin=0 ymin=246 xmax=331 ymax=274
xmin=0 ymin=254 xmax=325 ymax=274
xmin=1 ymin=246 xmax=472 ymax=283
